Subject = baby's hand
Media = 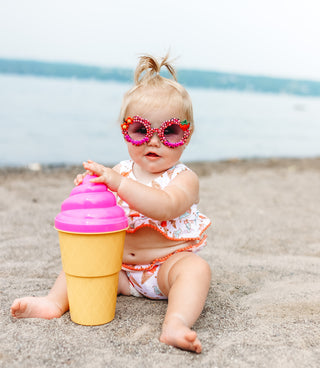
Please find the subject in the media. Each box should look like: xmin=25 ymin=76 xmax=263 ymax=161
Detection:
xmin=83 ymin=160 xmax=123 ymax=192
xmin=74 ymin=171 xmax=90 ymax=186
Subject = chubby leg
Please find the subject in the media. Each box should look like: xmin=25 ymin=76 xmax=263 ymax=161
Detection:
xmin=11 ymin=270 xmax=69 ymax=319
xmin=157 ymin=252 xmax=211 ymax=353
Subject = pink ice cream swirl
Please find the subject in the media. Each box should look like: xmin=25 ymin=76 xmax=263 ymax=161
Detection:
xmin=55 ymin=175 xmax=128 ymax=233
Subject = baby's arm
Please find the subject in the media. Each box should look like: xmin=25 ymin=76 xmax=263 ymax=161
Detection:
xmin=119 ymin=170 xmax=198 ymax=220
xmin=83 ymin=160 xmax=199 ymax=220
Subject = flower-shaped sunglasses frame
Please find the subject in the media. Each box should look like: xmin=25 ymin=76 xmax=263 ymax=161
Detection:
xmin=121 ymin=115 xmax=191 ymax=148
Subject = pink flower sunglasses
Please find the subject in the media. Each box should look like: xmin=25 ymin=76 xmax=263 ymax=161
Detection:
xmin=121 ymin=115 xmax=191 ymax=148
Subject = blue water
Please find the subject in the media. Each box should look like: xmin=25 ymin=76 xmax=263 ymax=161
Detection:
xmin=1 ymin=74 xmax=320 ymax=167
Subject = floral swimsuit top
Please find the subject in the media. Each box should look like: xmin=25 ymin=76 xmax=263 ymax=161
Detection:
xmin=117 ymin=160 xmax=211 ymax=242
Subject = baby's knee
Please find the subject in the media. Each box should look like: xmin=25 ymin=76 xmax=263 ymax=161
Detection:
xmin=171 ymin=253 xmax=211 ymax=281
xmin=181 ymin=253 xmax=210 ymax=271
xmin=191 ymin=255 xmax=211 ymax=280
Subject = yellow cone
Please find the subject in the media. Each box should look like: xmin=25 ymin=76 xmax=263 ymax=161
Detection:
xmin=57 ymin=230 xmax=126 ymax=325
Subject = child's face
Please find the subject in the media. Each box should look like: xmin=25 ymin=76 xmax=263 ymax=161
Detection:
xmin=124 ymin=103 xmax=188 ymax=175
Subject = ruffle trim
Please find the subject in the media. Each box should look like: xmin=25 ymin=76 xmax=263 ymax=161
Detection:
xmin=126 ymin=221 xmax=211 ymax=242
xmin=122 ymin=234 xmax=208 ymax=272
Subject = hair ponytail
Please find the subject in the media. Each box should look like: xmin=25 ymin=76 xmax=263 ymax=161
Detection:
xmin=119 ymin=53 xmax=194 ymax=128
xmin=134 ymin=54 xmax=177 ymax=85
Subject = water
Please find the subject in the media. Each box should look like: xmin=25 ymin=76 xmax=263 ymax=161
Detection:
xmin=1 ymin=74 xmax=319 ymax=167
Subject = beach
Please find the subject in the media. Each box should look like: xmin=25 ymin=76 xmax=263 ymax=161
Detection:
xmin=1 ymin=158 xmax=320 ymax=367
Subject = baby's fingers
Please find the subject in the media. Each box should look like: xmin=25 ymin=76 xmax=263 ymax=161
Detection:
xmin=74 ymin=174 xmax=83 ymax=186
xmin=74 ymin=171 xmax=90 ymax=185
xmin=83 ymin=161 xmax=105 ymax=176
xmin=89 ymin=175 xmax=107 ymax=184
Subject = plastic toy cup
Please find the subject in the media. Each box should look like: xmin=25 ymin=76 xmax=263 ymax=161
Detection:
xmin=55 ymin=175 xmax=128 ymax=326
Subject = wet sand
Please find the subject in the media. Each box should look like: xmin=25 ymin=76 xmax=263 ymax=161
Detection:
xmin=1 ymin=158 xmax=320 ymax=367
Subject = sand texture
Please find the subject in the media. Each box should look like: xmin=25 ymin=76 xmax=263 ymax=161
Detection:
xmin=1 ymin=158 xmax=320 ymax=367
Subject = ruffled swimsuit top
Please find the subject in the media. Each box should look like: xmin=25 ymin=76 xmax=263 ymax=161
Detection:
xmin=117 ymin=160 xmax=211 ymax=242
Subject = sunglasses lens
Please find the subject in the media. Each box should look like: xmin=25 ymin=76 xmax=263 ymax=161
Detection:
xmin=127 ymin=122 xmax=148 ymax=141
xmin=163 ymin=123 xmax=185 ymax=144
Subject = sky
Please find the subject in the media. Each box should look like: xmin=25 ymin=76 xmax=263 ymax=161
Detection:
xmin=1 ymin=0 xmax=320 ymax=81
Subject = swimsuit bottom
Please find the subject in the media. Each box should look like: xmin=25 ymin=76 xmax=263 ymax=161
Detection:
xmin=121 ymin=236 xmax=207 ymax=300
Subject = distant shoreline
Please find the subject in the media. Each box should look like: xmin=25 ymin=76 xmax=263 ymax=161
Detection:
xmin=1 ymin=157 xmax=319 ymax=178
xmin=1 ymin=58 xmax=320 ymax=96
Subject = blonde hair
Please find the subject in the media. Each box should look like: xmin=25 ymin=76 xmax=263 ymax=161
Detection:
xmin=119 ymin=54 xmax=194 ymax=132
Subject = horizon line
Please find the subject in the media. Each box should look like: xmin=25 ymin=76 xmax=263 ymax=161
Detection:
xmin=1 ymin=57 xmax=320 ymax=96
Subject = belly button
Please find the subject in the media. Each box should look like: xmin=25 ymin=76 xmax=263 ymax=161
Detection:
xmin=130 ymin=253 xmax=135 ymax=257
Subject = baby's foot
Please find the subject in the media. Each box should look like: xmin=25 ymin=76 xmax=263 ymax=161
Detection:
xmin=160 ymin=315 xmax=202 ymax=353
xmin=10 ymin=296 xmax=63 ymax=319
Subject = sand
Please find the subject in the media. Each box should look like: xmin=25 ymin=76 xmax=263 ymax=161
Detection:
xmin=1 ymin=158 xmax=320 ymax=368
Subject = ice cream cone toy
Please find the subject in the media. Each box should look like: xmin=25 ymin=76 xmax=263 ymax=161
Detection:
xmin=55 ymin=175 xmax=128 ymax=326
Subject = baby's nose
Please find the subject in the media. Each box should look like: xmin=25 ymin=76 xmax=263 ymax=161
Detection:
xmin=148 ymin=130 xmax=161 ymax=145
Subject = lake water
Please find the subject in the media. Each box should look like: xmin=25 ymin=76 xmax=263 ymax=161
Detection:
xmin=1 ymin=74 xmax=319 ymax=167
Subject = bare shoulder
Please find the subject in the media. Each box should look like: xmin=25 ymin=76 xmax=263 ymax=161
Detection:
xmin=174 ymin=166 xmax=199 ymax=186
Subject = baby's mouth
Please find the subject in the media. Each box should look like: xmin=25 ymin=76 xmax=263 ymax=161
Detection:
xmin=146 ymin=152 xmax=160 ymax=158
